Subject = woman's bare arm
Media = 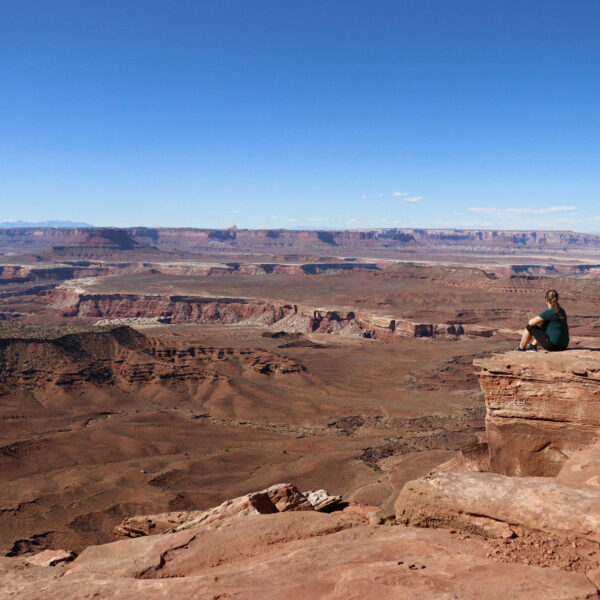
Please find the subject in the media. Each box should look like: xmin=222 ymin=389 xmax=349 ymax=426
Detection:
xmin=528 ymin=315 xmax=544 ymax=327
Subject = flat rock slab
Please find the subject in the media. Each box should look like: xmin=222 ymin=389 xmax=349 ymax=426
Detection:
xmin=395 ymin=470 xmax=600 ymax=542
xmin=0 ymin=521 xmax=595 ymax=599
xmin=75 ymin=511 xmax=357 ymax=579
xmin=23 ymin=549 xmax=75 ymax=567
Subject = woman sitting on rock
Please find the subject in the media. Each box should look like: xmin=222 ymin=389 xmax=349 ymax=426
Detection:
xmin=516 ymin=289 xmax=569 ymax=352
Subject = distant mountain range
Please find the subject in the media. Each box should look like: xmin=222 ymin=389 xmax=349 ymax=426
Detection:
xmin=0 ymin=220 xmax=94 ymax=228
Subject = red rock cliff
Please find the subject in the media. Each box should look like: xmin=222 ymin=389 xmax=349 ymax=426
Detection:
xmin=475 ymin=350 xmax=600 ymax=476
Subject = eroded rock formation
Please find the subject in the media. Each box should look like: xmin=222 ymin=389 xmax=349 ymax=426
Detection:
xmin=395 ymin=349 xmax=600 ymax=556
xmin=2 ymin=483 xmax=597 ymax=599
xmin=113 ymin=483 xmax=316 ymax=538
xmin=0 ymin=323 xmax=304 ymax=396
xmin=476 ymin=351 xmax=600 ymax=476
xmin=44 ymin=284 xmax=478 ymax=340
xmin=4 ymin=226 xmax=600 ymax=258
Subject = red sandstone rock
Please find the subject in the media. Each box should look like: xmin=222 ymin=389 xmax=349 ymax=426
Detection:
xmin=557 ymin=442 xmax=600 ymax=489
xmin=0 ymin=325 xmax=304 ymax=395
xmin=113 ymin=483 xmax=313 ymax=538
xmin=1 ymin=514 xmax=596 ymax=599
xmin=395 ymin=471 xmax=600 ymax=542
xmin=44 ymin=284 xmax=475 ymax=339
xmin=475 ymin=350 xmax=600 ymax=476
xmin=5 ymin=226 xmax=600 ymax=258
xmin=23 ymin=549 xmax=75 ymax=567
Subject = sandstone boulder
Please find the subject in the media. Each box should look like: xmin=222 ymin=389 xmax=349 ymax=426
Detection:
xmin=113 ymin=483 xmax=313 ymax=538
xmin=304 ymin=489 xmax=343 ymax=511
xmin=395 ymin=470 xmax=600 ymax=541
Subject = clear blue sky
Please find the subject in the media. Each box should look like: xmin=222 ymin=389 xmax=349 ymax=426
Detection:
xmin=1 ymin=0 xmax=599 ymax=230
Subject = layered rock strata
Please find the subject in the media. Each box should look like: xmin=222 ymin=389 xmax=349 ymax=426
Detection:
xmin=395 ymin=350 xmax=600 ymax=547
xmin=5 ymin=226 xmax=600 ymax=257
xmin=45 ymin=285 xmax=482 ymax=339
xmin=0 ymin=323 xmax=303 ymax=395
xmin=476 ymin=351 xmax=600 ymax=476
xmin=396 ymin=470 xmax=600 ymax=541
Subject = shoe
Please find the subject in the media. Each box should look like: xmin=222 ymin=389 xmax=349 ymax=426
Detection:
xmin=514 ymin=345 xmax=525 ymax=351
xmin=525 ymin=344 xmax=537 ymax=352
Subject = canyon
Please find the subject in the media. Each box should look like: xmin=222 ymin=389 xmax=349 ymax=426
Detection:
xmin=4 ymin=226 xmax=600 ymax=257
xmin=1 ymin=227 xmax=600 ymax=597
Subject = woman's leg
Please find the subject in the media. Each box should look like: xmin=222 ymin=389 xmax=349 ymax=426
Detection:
xmin=519 ymin=328 xmax=533 ymax=350
xmin=526 ymin=325 xmax=554 ymax=350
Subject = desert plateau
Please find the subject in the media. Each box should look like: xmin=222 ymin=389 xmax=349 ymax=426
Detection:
xmin=5 ymin=3 xmax=600 ymax=595
xmin=0 ymin=227 xmax=599 ymax=598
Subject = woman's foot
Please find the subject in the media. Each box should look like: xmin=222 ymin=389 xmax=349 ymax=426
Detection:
xmin=514 ymin=345 xmax=525 ymax=351
xmin=525 ymin=343 xmax=537 ymax=352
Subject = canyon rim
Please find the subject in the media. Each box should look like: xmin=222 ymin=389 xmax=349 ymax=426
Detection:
xmin=0 ymin=227 xmax=600 ymax=598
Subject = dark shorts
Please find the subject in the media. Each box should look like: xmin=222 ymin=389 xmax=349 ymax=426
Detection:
xmin=527 ymin=325 xmax=567 ymax=351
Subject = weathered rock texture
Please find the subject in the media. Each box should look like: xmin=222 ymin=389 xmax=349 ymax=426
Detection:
xmin=45 ymin=283 xmax=485 ymax=340
xmin=113 ymin=483 xmax=314 ymax=538
xmin=395 ymin=350 xmax=600 ymax=549
xmin=23 ymin=549 xmax=75 ymax=567
xmin=2 ymin=511 xmax=596 ymax=599
xmin=0 ymin=323 xmax=303 ymax=396
xmin=556 ymin=441 xmax=600 ymax=489
xmin=475 ymin=350 xmax=600 ymax=476
xmin=395 ymin=470 xmax=600 ymax=541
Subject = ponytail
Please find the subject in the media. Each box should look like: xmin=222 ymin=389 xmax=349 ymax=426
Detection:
xmin=545 ymin=289 xmax=564 ymax=321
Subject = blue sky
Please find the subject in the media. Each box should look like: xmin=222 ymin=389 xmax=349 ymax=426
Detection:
xmin=1 ymin=0 xmax=599 ymax=230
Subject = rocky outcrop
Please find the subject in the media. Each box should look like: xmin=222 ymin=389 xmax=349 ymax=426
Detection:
xmin=4 ymin=227 xmax=600 ymax=258
xmin=396 ymin=470 xmax=600 ymax=541
xmin=0 ymin=323 xmax=304 ymax=396
xmin=0 ymin=260 xmax=382 ymax=286
xmin=126 ymin=227 xmax=600 ymax=256
xmin=0 ymin=228 xmax=154 ymax=258
xmin=2 ymin=490 xmax=597 ymax=599
xmin=45 ymin=285 xmax=479 ymax=340
xmin=475 ymin=350 xmax=600 ymax=476
xmin=46 ymin=288 xmax=298 ymax=325
xmin=113 ymin=483 xmax=314 ymax=538
xmin=556 ymin=441 xmax=600 ymax=489
xmin=394 ymin=350 xmax=600 ymax=549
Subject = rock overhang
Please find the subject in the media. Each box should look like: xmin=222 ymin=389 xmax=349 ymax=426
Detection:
xmin=475 ymin=350 xmax=600 ymax=477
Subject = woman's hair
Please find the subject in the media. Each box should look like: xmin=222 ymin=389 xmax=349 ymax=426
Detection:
xmin=545 ymin=289 xmax=564 ymax=321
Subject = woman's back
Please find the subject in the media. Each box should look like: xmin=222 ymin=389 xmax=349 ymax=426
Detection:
xmin=538 ymin=306 xmax=569 ymax=349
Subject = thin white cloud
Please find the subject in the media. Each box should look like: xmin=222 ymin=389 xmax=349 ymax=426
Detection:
xmin=362 ymin=191 xmax=422 ymax=202
xmin=468 ymin=206 xmax=576 ymax=215
xmin=270 ymin=215 xmax=297 ymax=222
